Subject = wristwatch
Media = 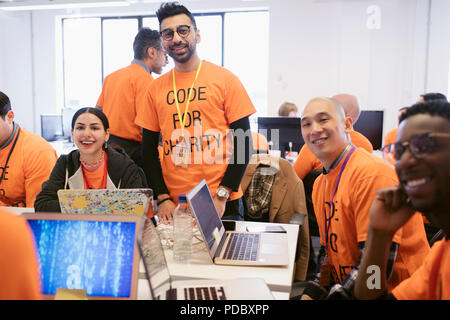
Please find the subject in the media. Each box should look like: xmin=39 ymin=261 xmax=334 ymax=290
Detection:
xmin=216 ymin=186 xmax=230 ymax=200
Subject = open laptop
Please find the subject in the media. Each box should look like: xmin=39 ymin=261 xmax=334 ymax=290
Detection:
xmin=23 ymin=213 xmax=144 ymax=300
xmin=137 ymin=218 xmax=274 ymax=300
xmin=57 ymin=189 xmax=153 ymax=216
xmin=186 ymin=179 xmax=289 ymax=266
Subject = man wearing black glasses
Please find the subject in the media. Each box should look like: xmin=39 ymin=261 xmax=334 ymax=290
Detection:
xmin=136 ymin=2 xmax=255 ymax=224
xmin=355 ymin=100 xmax=450 ymax=300
xmin=0 ymin=91 xmax=57 ymax=207
xmin=96 ymin=28 xmax=168 ymax=168
xmin=299 ymin=97 xmax=429 ymax=300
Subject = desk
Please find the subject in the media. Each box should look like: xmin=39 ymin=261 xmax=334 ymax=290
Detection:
xmin=1 ymin=206 xmax=35 ymax=215
xmin=138 ymin=221 xmax=299 ymax=300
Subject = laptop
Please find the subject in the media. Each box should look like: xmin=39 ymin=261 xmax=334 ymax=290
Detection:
xmin=137 ymin=218 xmax=274 ymax=300
xmin=57 ymin=188 xmax=153 ymax=216
xmin=23 ymin=213 xmax=144 ymax=300
xmin=186 ymin=179 xmax=289 ymax=266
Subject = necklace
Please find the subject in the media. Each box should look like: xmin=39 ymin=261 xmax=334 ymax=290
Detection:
xmin=80 ymin=150 xmax=105 ymax=172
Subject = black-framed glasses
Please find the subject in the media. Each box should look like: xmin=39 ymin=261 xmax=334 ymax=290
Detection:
xmin=160 ymin=25 xmax=191 ymax=41
xmin=382 ymin=132 xmax=450 ymax=163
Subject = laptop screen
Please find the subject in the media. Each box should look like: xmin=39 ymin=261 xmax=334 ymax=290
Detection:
xmin=24 ymin=213 xmax=142 ymax=300
xmin=138 ymin=219 xmax=172 ymax=300
xmin=187 ymin=180 xmax=225 ymax=257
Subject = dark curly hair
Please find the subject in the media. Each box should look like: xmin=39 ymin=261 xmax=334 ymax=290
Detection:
xmin=156 ymin=2 xmax=197 ymax=28
xmin=400 ymin=100 xmax=450 ymax=123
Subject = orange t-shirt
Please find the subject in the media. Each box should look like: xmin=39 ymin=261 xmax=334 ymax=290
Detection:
xmin=0 ymin=126 xmax=57 ymax=207
xmin=0 ymin=209 xmax=41 ymax=299
xmin=392 ymin=238 xmax=450 ymax=300
xmin=82 ymin=163 xmax=106 ymax=189
xmin=312 ymin=147 xmax=429 ymax=288
xmin=384 ymin=128 xmax=398 ymax=147
xmin=136 ymin=60 xmax=256 ymax=203
xmin=97 ymin=62 xmax=154 ymax=142
xmin=293 ymin=130 xmax=373 ymax=180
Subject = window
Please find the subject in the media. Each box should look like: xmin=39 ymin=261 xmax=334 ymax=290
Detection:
xmin=102 ymin=18 xmax=138 ymax=78
xmin=62 ymin=18 xmax=101 ymax=107
xmin=61 ymin=10 xmax=269 ymax=114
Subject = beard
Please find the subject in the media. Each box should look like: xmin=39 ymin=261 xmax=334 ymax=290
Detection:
xmin=168 ymin=41 xmax=196 ymax=63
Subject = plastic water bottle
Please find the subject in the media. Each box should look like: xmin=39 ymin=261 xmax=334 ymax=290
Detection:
xmin=173 ymin=195 xmax=193 ymax=262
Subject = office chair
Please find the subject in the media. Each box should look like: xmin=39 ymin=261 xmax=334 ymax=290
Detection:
xmin=241 ymin=153 xmax=310 ymax=282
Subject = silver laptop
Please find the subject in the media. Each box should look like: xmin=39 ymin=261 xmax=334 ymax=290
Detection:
xmin=57 ymin=189 xmax=153 ymax=216
xmin=137 ymin=218 xmax=274 ymax=300
xmin=186 ymin=179 xmax=289 ymax=266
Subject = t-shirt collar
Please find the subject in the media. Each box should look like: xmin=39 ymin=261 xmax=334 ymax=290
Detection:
xmin=322 ymin=143 xmax=352 ymax=175
xmin=132 ymin=59 xmax=151 ymax=74
xmin=0 ymin=122 xmax=18 ymax=151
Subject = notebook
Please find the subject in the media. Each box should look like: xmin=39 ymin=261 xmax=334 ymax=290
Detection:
xmin=23 ymin=213 xmax=144 ymax=300
xmin=137 ymin=218 xmax=274 ymax=300
xmin=186 ymin=179 xmax=289 ymax=266
xmin=57 ymin=188 xmax=153 ymax=216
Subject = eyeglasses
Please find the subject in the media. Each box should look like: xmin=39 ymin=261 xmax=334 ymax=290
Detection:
xmin=160 ymin=25 xmax=191 ymax=41
xmin=382 ymin=132 xmax=450 ymax=163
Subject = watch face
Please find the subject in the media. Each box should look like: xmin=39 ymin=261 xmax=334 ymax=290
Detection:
xmin=217 ymin=188 xmax=228 ymax=198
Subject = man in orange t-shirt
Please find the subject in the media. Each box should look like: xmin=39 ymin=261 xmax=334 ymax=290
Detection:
xmin=136 ymin=3 xmax=255 ymax=223
xmin=355 ymin=100 xmax=450 ymax=300
xmin=294 ymin=93 xmax=372 ymax=181
xmin=0 ymin=91 xmax=57 ymax=207
xmin=97 ymin=28 xmax=167 ymax=167
xmin=299 ymin=97 xmax=429 ymax=300
xmin=0 ymin=209 xmax=41 ymax=299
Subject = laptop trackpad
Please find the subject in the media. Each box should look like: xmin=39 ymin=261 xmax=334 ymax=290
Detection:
xmin=261 ymin=244 xmax=279 ymax=254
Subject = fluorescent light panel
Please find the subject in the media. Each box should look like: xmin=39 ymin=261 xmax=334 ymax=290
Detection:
xmin=0 ymin=1 xmax=130 ymax=11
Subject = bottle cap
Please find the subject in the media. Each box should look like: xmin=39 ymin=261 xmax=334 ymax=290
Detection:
xmin=178 ymin=194 xmax=187 ymax=203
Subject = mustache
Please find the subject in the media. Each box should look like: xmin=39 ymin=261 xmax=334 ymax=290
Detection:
xmin=169 ymin=42 xmax=188 ymax=50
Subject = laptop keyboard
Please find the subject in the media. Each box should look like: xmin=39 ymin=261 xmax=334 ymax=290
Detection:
xmin=223 ymin=233 xmax=260 ymax=261
xmin=167 ymin=286 xmax=227 ymax=300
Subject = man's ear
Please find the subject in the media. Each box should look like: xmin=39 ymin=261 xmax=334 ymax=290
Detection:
xmin=195 ymin=28 xmax=201 ymax=44
xmin=344 ymin=116 xmax=353 ymax=133
xmin=5 ymin=110 xmax=14 ymax=124
xmin=146 ymin=46 xmax=156 ymax=59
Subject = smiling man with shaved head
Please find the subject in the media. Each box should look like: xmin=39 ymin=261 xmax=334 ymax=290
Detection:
xmin=299 ymin=97 xmax=429 ymax=300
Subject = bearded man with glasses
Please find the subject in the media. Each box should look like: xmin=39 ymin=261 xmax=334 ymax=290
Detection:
xmin=136 ymin=2 xmax=255 ymax=224
xmin=355 ymin=100 xmax=450 ymax=300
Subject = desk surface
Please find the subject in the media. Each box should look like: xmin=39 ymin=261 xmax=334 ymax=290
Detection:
xmin=138 ymin=220 xmax=298 ymax=300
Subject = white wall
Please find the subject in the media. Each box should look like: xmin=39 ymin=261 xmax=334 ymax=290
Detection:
xmin=0 ymin=0 xmax=449 ymax=144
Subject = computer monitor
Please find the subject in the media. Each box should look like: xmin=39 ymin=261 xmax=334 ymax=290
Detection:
xmin=257 ymin=117 xmax=304 ymax=158
xmin=62 ymin=107 xmax=78 ymax=142
xmin=40 ymin=114 xmax=64 ymax=142
xmin=353 ymin=110 xmax=384 ymax=150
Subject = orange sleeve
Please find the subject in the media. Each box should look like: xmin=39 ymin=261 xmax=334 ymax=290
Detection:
xmin=293 ymin=145 xmax=322 ymax=180
xmin=350 ymin=131 xmax=373 ymax=152
xmin=391 ymin=239 xmax=446 ymax=300
xmin=135 ymin=82 xmax=160 ymax=132
xmin=222 ymin=70 xmax=256 ymax=124
xmin=96 ymin=79 xmax=105 ymax=107
xmin=24 ymin=137 xmax=57 ymax=207
xmin=383 ymin=128 xmax=398 ymax=147
xmin=0 ymin=210 xmax=41 ymax=300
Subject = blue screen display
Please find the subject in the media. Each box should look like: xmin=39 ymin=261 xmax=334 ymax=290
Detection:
xmin=28 ymin=219 xmax=136 ymax=297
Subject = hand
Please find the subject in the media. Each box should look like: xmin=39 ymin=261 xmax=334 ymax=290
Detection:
xmin=369 ymin=185 xmax=416 ymax=235
xmin=157 ymin=199 xmax=176 ymax=225
xmin=300 ymin=294 xmax=313 ymax=300
xmin=213 ymin=195 xmax=227 ymax=218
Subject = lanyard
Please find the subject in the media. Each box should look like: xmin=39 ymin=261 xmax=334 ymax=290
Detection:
xmin=172 ymin=60 xmax=203 ymax=137
xmin=81 ymin=151 xmax=108 ymax=189
xmin=0 ymin=127 xmax=20 ymax=185
xmin=323 ymin=145 xmax=356 ymax=250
